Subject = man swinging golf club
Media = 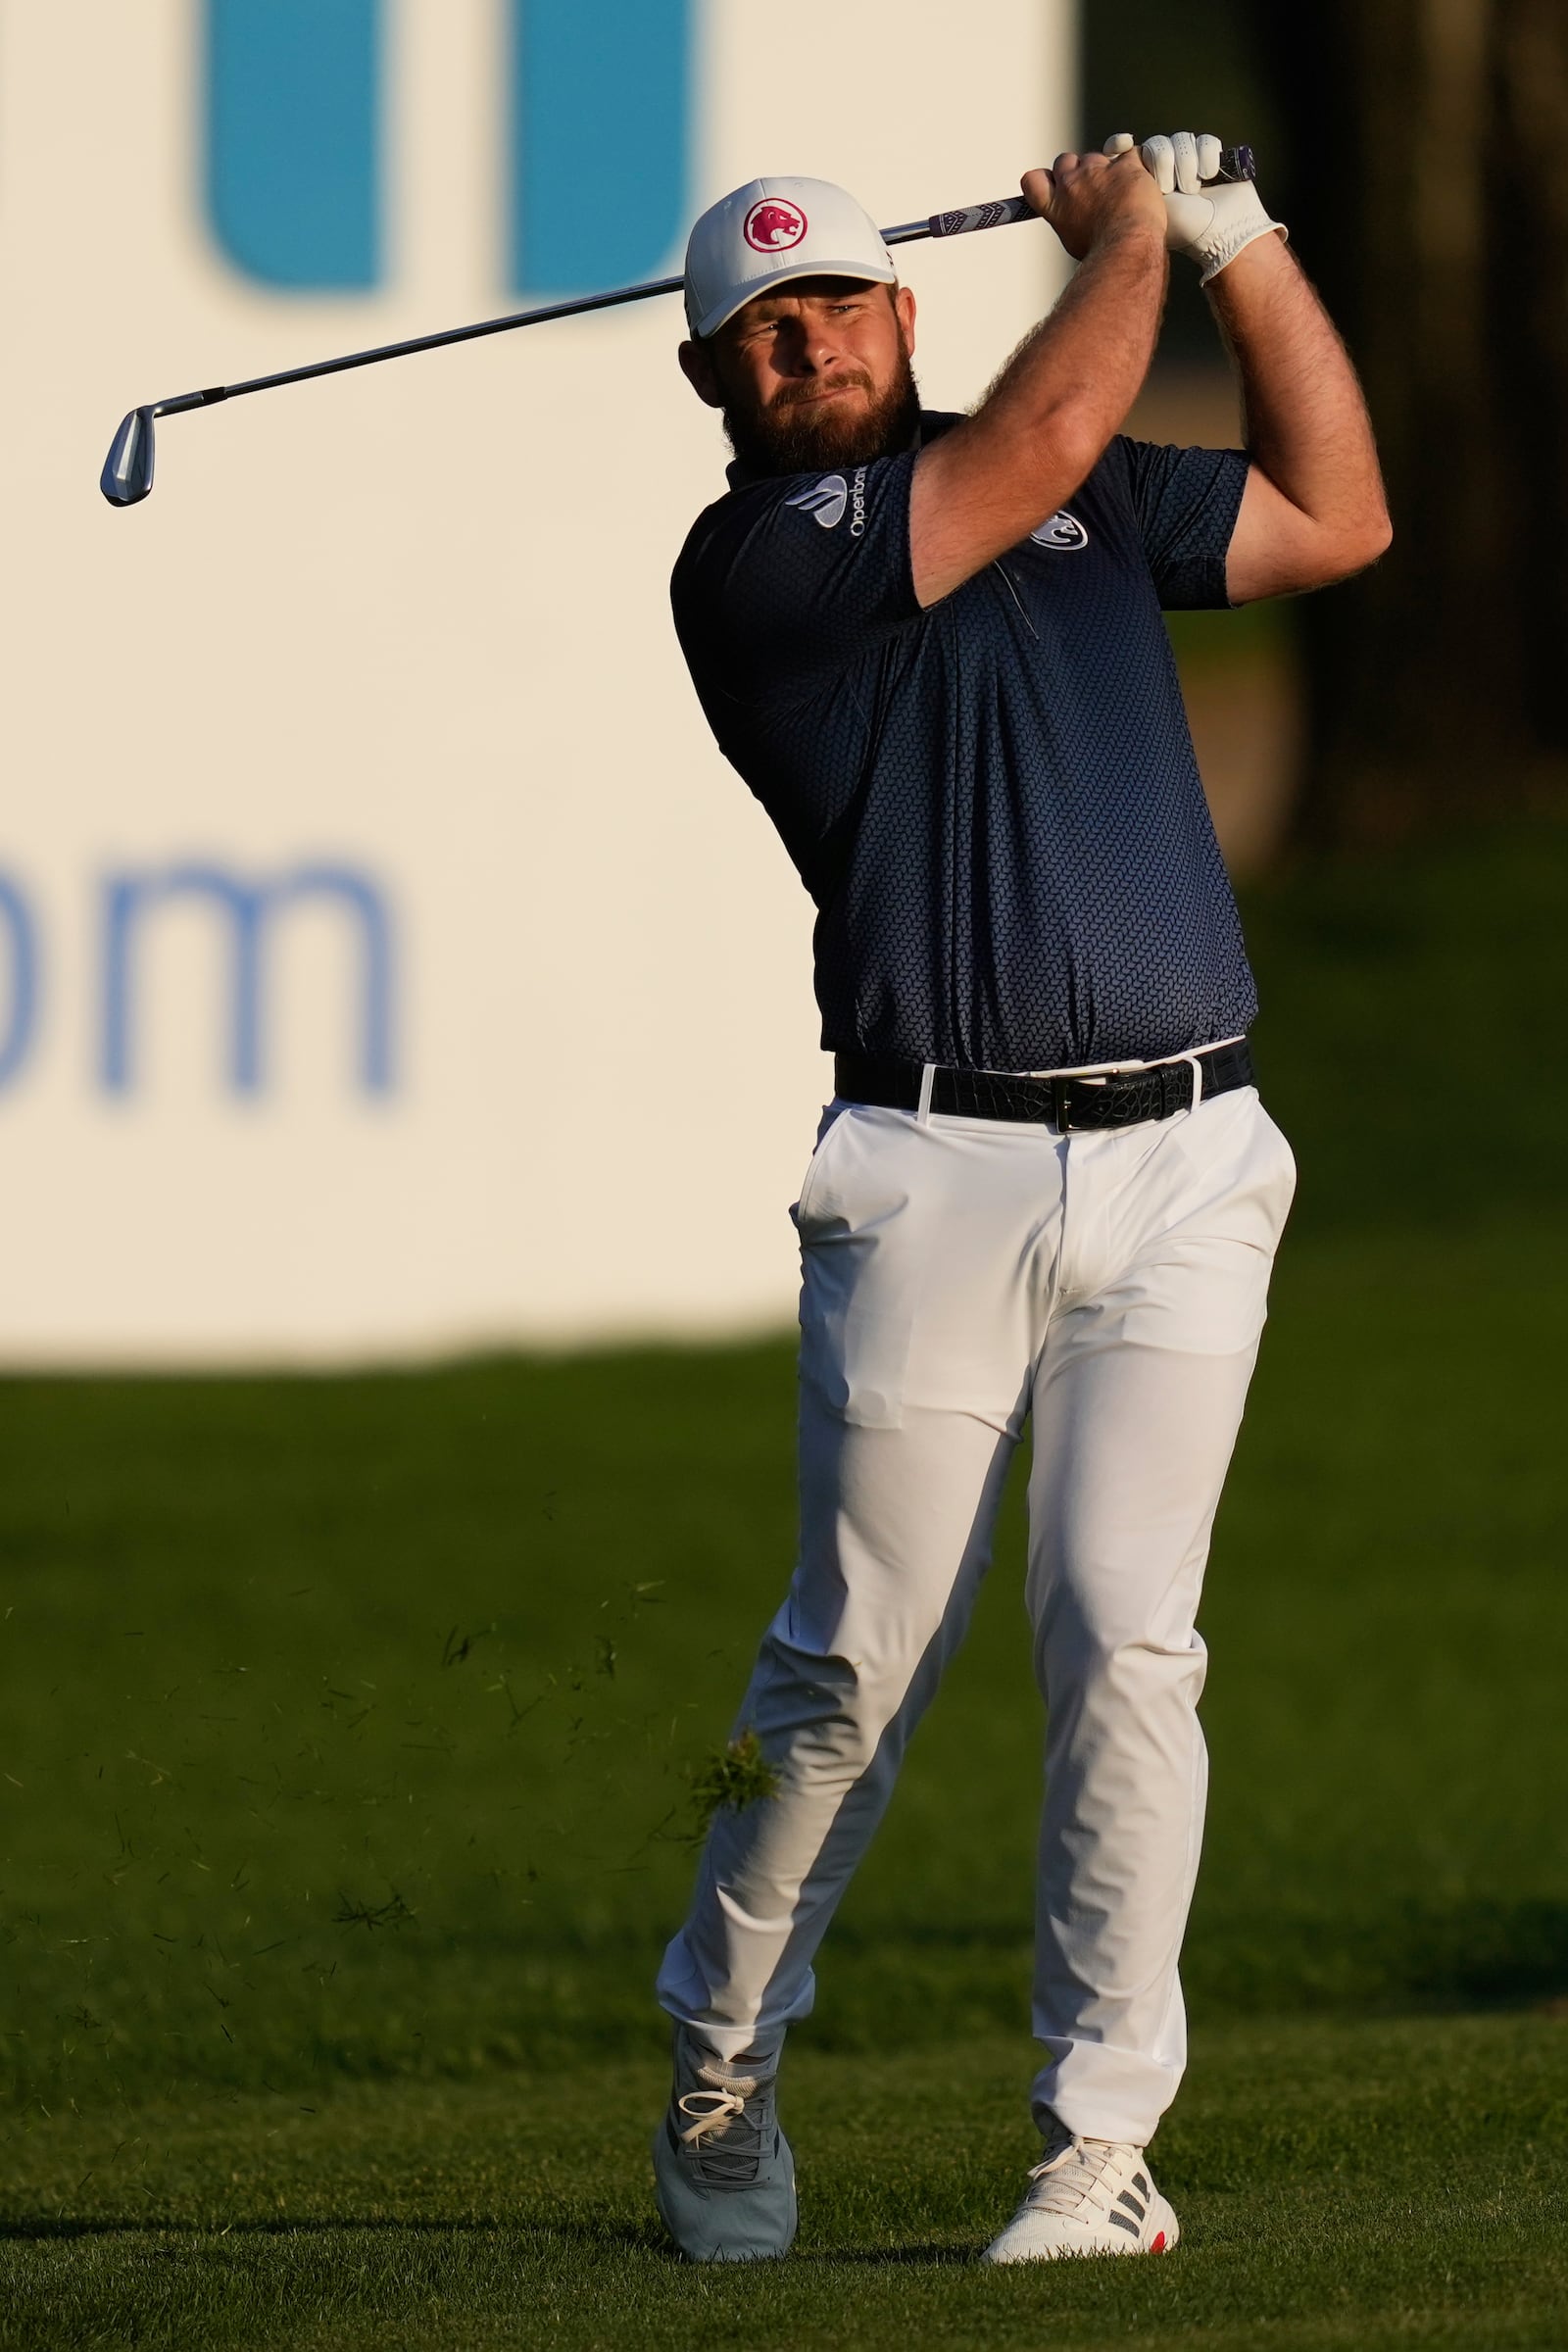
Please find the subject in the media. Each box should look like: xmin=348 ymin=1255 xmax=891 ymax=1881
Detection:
xmin=653 ymin=134 xmax=1390 ymax=2264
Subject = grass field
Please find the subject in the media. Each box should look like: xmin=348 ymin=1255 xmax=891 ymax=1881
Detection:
xmin=3 ymin=824 xmax=1568 ymax=2346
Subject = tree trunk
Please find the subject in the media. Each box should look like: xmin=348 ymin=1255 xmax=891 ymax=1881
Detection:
xmin=1259 ymin=0 xmax=1568 ymax=844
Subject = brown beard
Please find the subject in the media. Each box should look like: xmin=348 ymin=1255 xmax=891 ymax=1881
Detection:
xmin=721 ymin=335 xmax=922 ymax=476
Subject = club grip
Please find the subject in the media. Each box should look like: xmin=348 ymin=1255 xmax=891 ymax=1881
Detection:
xmin=925 ymin=144 xmax=1256 ymax=239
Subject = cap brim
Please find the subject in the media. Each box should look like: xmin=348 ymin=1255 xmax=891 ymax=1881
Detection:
xmin=694 ymin=259 xmax=899 ymax=342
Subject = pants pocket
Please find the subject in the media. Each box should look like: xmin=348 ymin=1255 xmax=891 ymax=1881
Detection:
xmin=790 ymin=1100 xmax=851 ymax=1232
xmin=795 ymin=1107 xmax=917 ymax=1431
xmin=1119 ymin=1090 xmax=1295 ymax=1355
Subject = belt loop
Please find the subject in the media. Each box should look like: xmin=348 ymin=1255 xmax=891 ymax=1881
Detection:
xmin=1182 ymin=1051 xmax=1204 ymax=1111
xmin=916 ymin=1062 xmax=937 ymax=1125
xmin=1052 ymin=1076 xmax=1072 ymax=1131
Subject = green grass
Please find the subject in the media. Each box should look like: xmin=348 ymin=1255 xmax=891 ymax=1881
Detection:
xmin=3 ymin=821 xmax=1568 ymax=2344
xmin=6 ymin=2018 xmax=1568 ymax=2349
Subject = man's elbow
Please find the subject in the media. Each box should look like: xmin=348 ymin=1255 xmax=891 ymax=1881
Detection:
xmin=1348 ymin=505 xmax=1394 ymax=570
xmin=1231 ymin=503 xmax=1392 ymax=604
xmin=1303 ymin=506 xmax=1393 ymax=590
xmin=1325 ymin=501 xmax=1382 ymax=578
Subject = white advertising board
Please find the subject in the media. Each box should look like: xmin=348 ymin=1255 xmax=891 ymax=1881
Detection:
xmin=0 ymin=0 xmax=1072 ymax=1363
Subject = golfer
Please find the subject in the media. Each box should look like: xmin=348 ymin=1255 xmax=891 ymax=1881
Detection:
xmin=652 ymin=136 xmax=1389 ymax=2263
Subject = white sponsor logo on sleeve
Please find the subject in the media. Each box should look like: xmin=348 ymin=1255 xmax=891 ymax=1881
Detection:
xmin=785 ymin=466 xmax=869 ymax=536
xmin=786 ymin=473 xmax=849 ymax=529
xmin=1030 ymin=510 xmax=1089 ymax=552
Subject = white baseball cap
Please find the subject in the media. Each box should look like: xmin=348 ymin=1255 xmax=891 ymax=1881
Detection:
xmin=683 ymin=176 xmax=897 ymax=340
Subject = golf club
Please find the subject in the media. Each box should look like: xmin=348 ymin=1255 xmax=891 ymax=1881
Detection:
xmin=100 ymin=147 xmax=1255 ymax=508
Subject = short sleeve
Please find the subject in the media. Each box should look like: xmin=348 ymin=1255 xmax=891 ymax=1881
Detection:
xmin=1114 ymin=440 xmax=1250 ymax=611
xmin=671 ymin=451 xmax=922 ymax=702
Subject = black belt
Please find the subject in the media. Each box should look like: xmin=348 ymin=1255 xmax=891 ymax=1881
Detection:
xmin=833 ymin=1039 xmax=1253 ymax=1131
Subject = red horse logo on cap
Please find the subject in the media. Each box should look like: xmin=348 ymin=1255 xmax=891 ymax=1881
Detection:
xmin=744 ymin=197 xmax=808 ymax=253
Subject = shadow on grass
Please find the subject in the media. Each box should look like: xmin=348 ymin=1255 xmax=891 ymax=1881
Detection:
xmin=795 ymin=2243 xmax=977 ymax=2267
xmin=804 ymin=1896 xmax=1568 ymax=2065
xmin=0 ymin=2214 xmax=978 ymax=2266
xmin=1 ymin=2218 xmax=511 ymax=2241
xmin=1183 ymin=1896 xmax=1568 ymax=2017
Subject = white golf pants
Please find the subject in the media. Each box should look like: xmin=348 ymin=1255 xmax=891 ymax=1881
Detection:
xmin=657 ymin=1078 xmax=1296 ymax=2146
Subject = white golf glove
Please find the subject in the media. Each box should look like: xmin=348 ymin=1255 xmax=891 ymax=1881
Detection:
xmin=1103 ymin=130 xmax=1286 ymax=283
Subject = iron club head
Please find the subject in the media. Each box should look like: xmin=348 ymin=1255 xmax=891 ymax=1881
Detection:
xmin=101 ymin=408 xmax=156 ymax=507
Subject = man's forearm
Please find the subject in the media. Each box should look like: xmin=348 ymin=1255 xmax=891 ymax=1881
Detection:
xmin=1206 ymin=233 xmax=1388 ymax=545
xmin=976 ymin=224 xmax=1169 ymax=481
xmin=909 ymin=149 xmax=1172 ymax=607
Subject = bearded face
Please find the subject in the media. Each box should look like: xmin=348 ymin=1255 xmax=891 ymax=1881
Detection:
xmin=719 ymin=324 xmax=922 ymax=476
xmin=683 ymin=279 xmax=924 ymax=478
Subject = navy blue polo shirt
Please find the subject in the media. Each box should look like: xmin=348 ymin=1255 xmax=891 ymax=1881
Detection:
xmin=670 ymin=410 xmax=1256 ymax=1071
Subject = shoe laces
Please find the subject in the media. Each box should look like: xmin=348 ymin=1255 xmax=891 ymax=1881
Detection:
xmin=677 ymin=2087 xmax=747 ymax=2147
xmin=672 ymin=2054 xmax=773 ymax=2186
xmin=1022 ymin=2128 xmax=1140 ymax=2222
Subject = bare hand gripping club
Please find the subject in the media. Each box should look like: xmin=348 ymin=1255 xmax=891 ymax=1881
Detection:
xmin=100 ymin=147 xmax=1255 ymax=508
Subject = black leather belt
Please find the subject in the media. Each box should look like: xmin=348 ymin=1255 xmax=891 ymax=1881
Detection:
xmin=833 ymin=1039 xmax=1253 ymax=1131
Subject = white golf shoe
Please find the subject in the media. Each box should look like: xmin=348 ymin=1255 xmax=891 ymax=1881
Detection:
xmin=982 ymin=2120 xmax=1179 ymax=2264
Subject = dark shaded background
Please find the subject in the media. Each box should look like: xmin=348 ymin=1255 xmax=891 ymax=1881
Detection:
xmin=1084 ymin=0 xmax=1282 ymax=365
xmin=1090 ymin=0 xmax=1568 ymax=850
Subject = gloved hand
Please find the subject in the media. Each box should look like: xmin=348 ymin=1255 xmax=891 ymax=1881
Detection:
xmin=1102 ymin=130 xmax=1286 ymax=283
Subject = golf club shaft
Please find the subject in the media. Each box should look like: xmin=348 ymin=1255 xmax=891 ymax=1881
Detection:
xmin=165 ymin=271 xmax=684 ymax=417
xmin=191 ymin=145 xmax=1255 ymax=411
xmin=137 ymin=148 xmax=1259 ymax=418
xmin=103 ymin=147 xmax=1255 ymax=503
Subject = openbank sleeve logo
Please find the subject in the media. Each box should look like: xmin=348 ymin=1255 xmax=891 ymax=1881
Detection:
xmin=1030 ymin=510 xmax=1090 ymax=552
xmin=205 ymin=0 xmax=689 ymax=295
xmin=783 ymin=466 xmax=868 ymax=535
xmin=786 ymin=473 xmax=849 ymax=529
xmin=743 ymin=197 xmax=808 ymax=253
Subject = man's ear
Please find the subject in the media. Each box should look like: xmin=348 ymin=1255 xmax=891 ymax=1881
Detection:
xmin=678 ymin=338 xmax=724 ymax=410
xmin=895 ymin=283 xmax=917 ymax=356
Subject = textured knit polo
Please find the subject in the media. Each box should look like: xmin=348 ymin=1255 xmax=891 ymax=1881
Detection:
xmin=670 ymin=410 xmax=1255 ymax=1071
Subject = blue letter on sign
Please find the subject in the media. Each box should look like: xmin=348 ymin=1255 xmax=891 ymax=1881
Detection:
xmin=509 ymin=0 xmax=690 ymax=294
xmin=206 ymin=0 xmax=382 ymax=289
xmin=101 ymin=864 xmax=395 ymax=1098
xmin=0 ymin=874 xmax=39 ymax=1092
